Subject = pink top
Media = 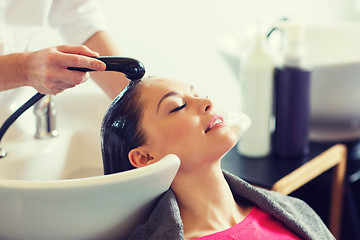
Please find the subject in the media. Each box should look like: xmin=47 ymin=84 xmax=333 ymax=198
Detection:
xmin=193 ymin=206 xmax=302 ymax=240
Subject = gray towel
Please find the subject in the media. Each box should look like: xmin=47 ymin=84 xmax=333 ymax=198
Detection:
xmin=129 ymin=190 xmax=184 ymax=239
xmin=224 ymin=171 xmax=335 ymax=240
xmin=129 ymin=171 xmax=335 ymax=240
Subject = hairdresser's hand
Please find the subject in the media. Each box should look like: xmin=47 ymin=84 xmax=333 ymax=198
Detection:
xmin=24 ymin=45 xmax=106 ymax=95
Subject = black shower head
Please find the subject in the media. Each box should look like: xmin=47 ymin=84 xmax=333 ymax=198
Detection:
xmin=68 ymin=57 xmax=145 ymax=81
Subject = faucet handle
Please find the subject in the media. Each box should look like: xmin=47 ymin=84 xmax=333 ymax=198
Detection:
xmin=34 ymin=95 xmax=58 ymax=139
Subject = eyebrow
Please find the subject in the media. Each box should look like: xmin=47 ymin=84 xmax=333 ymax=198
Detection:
xmin=157 ymin=91 xmax=179 ymax=112
xmin=156 ymin=86 xmax=194 ymax=112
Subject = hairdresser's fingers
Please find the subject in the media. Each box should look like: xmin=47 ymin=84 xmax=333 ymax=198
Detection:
xmin=56 ymin=45 xmax=99 ymax=57
xmin=55 ymin=45 xmax=106 ymax=71
xmin=39 ymin=80 xmax=76 ymax=95
xmin=51 ymin=80 xmax=77 ymax=91
xmin=35 ymin=69 xmax=89 ymax=94
xmin=55 ymin=52 xmax=106 ymax=72
xmin=56 ymin=68 xmax=91 ymax=85
xmin=43 ymin=68 xmax=90 ymax=87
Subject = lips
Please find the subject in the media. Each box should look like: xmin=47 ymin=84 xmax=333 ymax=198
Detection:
xmin=205 ymin=114 xmax=226 ymax=133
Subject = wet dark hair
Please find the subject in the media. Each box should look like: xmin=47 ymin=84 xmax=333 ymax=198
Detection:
xmin=101 ymin=80 xmax=146 ymax=175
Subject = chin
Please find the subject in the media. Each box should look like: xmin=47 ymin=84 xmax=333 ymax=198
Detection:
xmin=222 ymin=129 xmax=238 ymax=148
xmin=208 ymin=136 xmax=237 ymax=161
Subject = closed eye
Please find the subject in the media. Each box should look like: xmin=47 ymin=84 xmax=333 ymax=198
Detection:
xmin=170 ymin=103 xmax=186 ymax=113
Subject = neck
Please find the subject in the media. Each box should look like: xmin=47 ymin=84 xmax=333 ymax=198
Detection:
xmin=171 ymin=161 xmax=251 ymax=238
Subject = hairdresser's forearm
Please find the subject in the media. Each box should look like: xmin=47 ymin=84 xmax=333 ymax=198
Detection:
xmin=84 ymin=30 xmax=129 ymax=99
xmin=0 ymin=52 xmax=30 ymax=91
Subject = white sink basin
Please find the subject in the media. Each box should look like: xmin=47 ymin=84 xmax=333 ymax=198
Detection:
xmin=0 ymin=154 xmax=180 ymax=240
xmin=0 ymin=81 xmax=180 ymax=240
xmin=0 ymin=85 xmax=110 ymax=181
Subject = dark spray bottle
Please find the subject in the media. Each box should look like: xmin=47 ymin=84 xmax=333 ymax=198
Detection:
xmin=274 ymin=23 xmax=311 ymax=158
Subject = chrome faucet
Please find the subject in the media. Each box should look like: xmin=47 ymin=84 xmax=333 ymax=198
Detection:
xmin=34 ymin=95 xmax=58 ymax=139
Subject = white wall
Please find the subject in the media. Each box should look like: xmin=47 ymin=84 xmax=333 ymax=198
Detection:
xmin=31 ymin=0 xmax=354 ymax=112
xmin=99 ymin=0 xmax=353 ymax=112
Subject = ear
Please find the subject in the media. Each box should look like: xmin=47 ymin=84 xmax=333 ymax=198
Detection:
xmin=128 ymin=147 xmax=157 ymax=168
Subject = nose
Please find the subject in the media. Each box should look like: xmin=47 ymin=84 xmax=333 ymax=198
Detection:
xmin=197 ymin=97 xmax=212 ymax=114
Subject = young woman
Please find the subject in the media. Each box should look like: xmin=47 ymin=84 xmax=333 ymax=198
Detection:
xmin=101 ymin=77 xmax=334 ymax=240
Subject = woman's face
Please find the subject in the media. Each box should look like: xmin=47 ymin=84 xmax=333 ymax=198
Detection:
xmin=137 ymin=77 xmax=237 ymax=173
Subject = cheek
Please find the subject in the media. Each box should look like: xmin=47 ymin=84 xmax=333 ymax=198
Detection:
xmin=162 ymin=119 xmax=198 ymax=144
xmin=152 ymin=117 xmax=200 ymax=153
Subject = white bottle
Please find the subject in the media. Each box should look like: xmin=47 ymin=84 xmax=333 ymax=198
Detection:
xmin=237 ymin=30 xmax=275 ymax=157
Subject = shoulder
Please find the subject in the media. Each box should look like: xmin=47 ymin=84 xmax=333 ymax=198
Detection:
xmin=223 ymin=171 xmax=335 ymax=239
xmin=128 ymin=189 xmax=184 ymax=240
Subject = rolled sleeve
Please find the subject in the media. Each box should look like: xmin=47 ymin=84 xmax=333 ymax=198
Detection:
xmin=48 ymin=0 xmax=108 ymax=45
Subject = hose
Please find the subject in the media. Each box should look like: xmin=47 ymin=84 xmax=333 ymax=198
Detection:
xmin=0 ymin=93 xmax=45 ymax=144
